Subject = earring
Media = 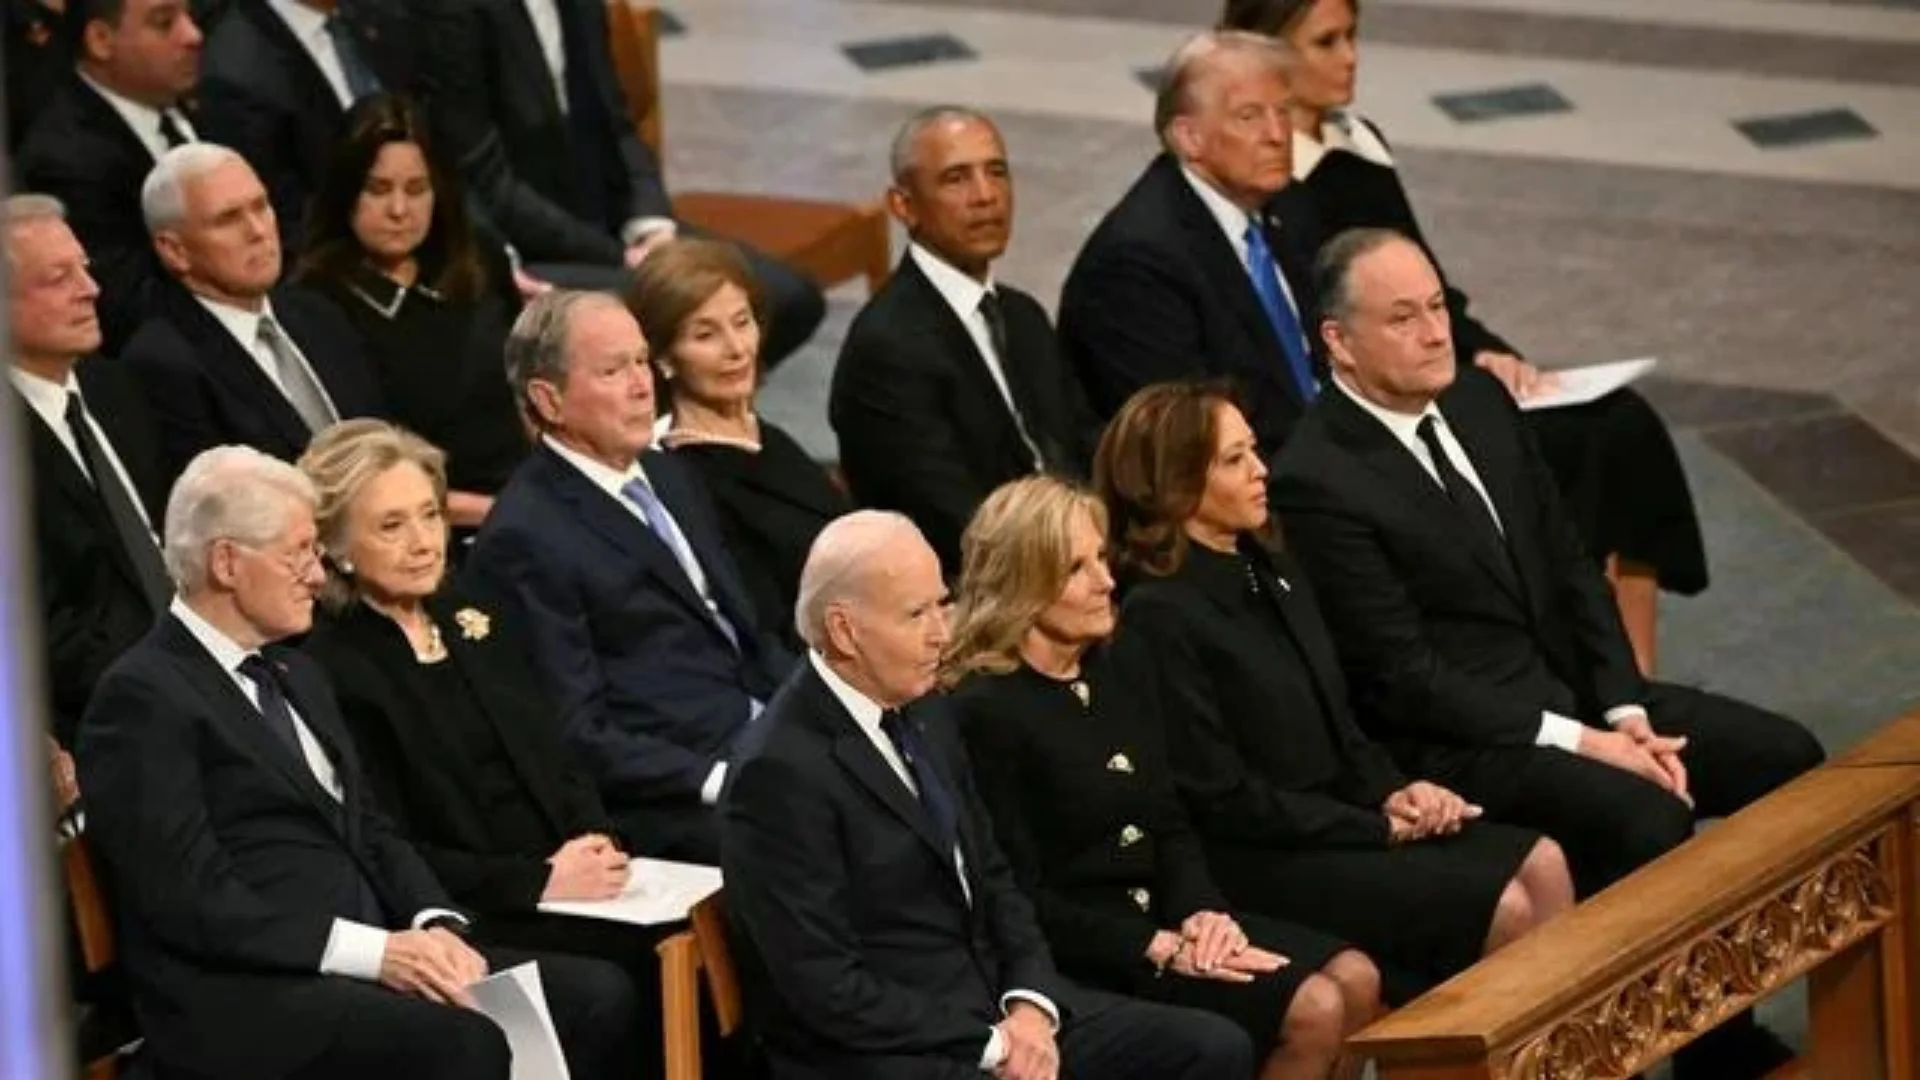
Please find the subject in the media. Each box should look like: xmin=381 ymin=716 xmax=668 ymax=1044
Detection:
xmin=659 ymin=366 xmax=675 ymax=380
xmin=338 ymin=557 xmax=356 ymax=575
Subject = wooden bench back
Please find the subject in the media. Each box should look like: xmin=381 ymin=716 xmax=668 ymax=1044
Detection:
xmin=604 ymin=1 xmax=665 ymax=159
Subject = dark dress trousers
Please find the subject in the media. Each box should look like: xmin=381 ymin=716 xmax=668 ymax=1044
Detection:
xmin=1298 ymin=113 xmax=1708 ymax=593
xmin=1113 ymin=540 xmax=1537 ymax=994
xmin=720 ymin=662 xmax=1253 ymax=1080
xmin=120 ymin=280 xmax=388 ymax=480
xmin=832 ymin=253 xmax=1098 ymax=571
xmin=467 ymin=442 xmax=795 ymax=862
xmin=1057 ymin=152 xmax=1323 ymax=453
xmin=419 ymin=0 xmax=824 ymax=364
xmin=21 ymin=358 xmax=171 ymax=743
xmin=196 ymin=0 xmax=421 ymax=252
xmin=950 ymin=652 xmax=1347 ymax=1049
xmin=1269 ymin=368 xmax=1825 ymax=895
xmin=664 ymin=420 xmax=850 ymax=651
xmin=75 ymin=615 xmax=641 ymax=1080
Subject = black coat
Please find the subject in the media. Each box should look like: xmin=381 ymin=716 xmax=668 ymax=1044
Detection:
xmin=75 ymin=615 xmax=455 ymax=1078
xmin=120 ymin=280 xmax=388 ymax=479
xmin=832 ymin=253 xmax=1097 ymax=571
xmin=21 ymin=357 xmax=171 ymax=743
xmin=1057 ymin=153 xmax=1323 ymax=453
xmin=303 ymin=589 xmax=618 ymax=914
xmin=5 ymin=0 xmax=66 ymax=156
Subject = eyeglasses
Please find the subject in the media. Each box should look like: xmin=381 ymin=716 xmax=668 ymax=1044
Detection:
xmin=227 ymin=538 xmax=325 ymax=579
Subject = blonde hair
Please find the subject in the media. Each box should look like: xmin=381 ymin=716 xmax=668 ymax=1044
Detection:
xmin=939 ymin=476 xmax=1109 ymax=688
xmin=297 ymin=418 xmax=450 ymax=610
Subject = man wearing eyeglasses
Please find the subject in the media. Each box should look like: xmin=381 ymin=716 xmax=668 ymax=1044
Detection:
xmin=74 ymin=443 xmax=644 ymax=1080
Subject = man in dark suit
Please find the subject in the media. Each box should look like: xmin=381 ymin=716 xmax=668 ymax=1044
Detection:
xmin=18 ymin=0 xmax=206 ymax=353
xmin=121 ymin=144 xmax=385 ymax=479
xmin=75 ymin=443 xmax=641 ymax=1080
xmin=419 ymin=0 xmax=824 ymax=366
xmin=196 ymin=0 xmax=419 ymax=250
xmin=831 ymin=106 xmax=1098 ymax=570
xmin=1058 ymin=30 xmax=1322 ymax=454
xmin=6 ymin=0 xmax=69 ymax=154
xmin=1268 ymin=229 xmax=1821 ymax=1078
xmin=721 ymin=510 xmax=1250 ymax=1079
xmin=468 ymin=290 xmax=795 ymax=863
xmin=8 ymin=195 xmax=172 ymax=745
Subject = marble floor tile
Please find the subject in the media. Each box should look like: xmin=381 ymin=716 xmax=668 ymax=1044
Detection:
xmin=1705 ymin=414 xmax=1920 ymax=515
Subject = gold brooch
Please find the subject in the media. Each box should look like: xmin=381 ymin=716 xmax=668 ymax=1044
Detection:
xmin=1106 ymin=753 xmax=1134 ymax=774
xmin=1069 ymin=680 xmax=1091 ymax=707
xmin=453 ymin=607 xmax=491 ymax=641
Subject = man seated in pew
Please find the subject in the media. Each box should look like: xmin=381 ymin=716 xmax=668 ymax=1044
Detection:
xmin=721 ymin=509 xmax=1254 ymax=1080
xmin=831 ymin=106 xmax=1100 ymax=572
xmin=120 ymin=144 xmax=387 ymax=481
xmin=75 ymin=443 xmax=641 ymax=1080
xmin=418 ymin=0 xmax=824 ymax=367
xmin=468 ymin=290 xmax=795 ymax=864
xmin=1268 ymin=228 xmax=1825 ymax=1079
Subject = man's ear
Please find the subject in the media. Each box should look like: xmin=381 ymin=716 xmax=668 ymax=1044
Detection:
xmin=1164 ymin=116 xmax=1201 ymax=161
xmin=152 ymin=228 xmax=191 ymax=278
xmin=884 ymin=183 xmax=916 ymax=233
xmin=80 ymin=18 xmax=116 ymax=68
xmin=822 ymin=602 xmax=859 ymax=660
xmin=525 ymin=378 xmax=565 ymax=429
xmin=1320 ymin=318 xmax=1354 ymax=375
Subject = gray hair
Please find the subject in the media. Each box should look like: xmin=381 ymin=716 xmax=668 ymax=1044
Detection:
xmin=141 ymin=143 xmax=248 ymax=234
xmin=1313 ymin=226 xmax=1416 ymax=326
xmin=1153 ymin=29 xmax=1294 ymax=146
xmin=888 ymin=105 xmax=998 ymax=183
xmin=795 ymin=510 xmax=928 ymax=651
xmin=163 ymin=445 xmax=318 ymax=595
xmin=3 ymin=194 xmax=69 ymax=264
xmin=504 ymin=289 xmax=627 ymax=431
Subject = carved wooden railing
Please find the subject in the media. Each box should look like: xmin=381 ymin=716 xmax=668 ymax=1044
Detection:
xmin=1346 ymin=726 xmax=1920 ymax=1080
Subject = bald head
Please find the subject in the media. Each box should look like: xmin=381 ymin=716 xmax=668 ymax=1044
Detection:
xmin=797 ymin=511 xmax=950 ymax=708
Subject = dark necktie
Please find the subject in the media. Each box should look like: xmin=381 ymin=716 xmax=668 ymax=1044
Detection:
xmin=323 ymin=16 xmax=384 ymax=101
xmin=977 ymin=291 xmax=1049 ymax=471
xmin=1243 ymin=221 xmax=1318 ymax=403
xmin=157 ymin=111 xmax=189 ymax=149
xmin=238 ymin=654 xmax=308 ymax=764
xmin=1415 ymin=415 xmax=1506 ymax=552
xmin=880 ymin=709 xmax=958 ymax=852
xmin=64 ymin=393 xmax=171 ymax=609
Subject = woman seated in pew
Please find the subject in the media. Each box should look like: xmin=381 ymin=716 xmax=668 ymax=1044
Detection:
xmin=942 ymin=474 xmax=1383 ymax=1080
xmin=1095 ymin=381 xmax=1575 ymax=996
xmin=1220 ymin=0 xmax=1708 ymax=676
xmin=297 ymin=420 xmax=673 ymax=1054
xmin=626 ymin=238 xmax=850 ymax=650
xmin=296 ymin=95 xmax=530 ymax=529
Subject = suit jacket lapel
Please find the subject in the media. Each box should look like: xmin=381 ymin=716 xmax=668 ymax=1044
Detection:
xmin=504 ymin=0 xmax=567 ymax=126
xmin=534 ymin=446 xmax=717 ymax=629
xmin=19 ymin=393 xmax=155 ymax=608
xmin=647 ymin=451 xmax=758 ymax=643
xmin=1437 ymin=396 xmax=1539 ymax=612
xmin=895 ymin=257 xmax=1030 ymax=465
xmin=71 ymin=77 xmax=160 ymax=166
xmin=164 ymin=286 xmax=314 ymax=451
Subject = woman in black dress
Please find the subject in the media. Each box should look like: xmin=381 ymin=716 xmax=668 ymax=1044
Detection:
xmin=296 ymin=95 xmax=529 ymax=528
xmin=1221 ymin=0 xmax=1708 ymax=676
xmin=942 ymin=474 xmax=1380 ymax=1080
xmin=626 ymin=238 xmax=850 ymax=648
xmin=1094 ymin=381 xmax=1575 ymax=996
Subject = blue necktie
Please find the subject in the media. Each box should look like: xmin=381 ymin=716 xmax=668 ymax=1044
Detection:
xmin=881 ymin=709 xmax=958 ymax=853
xmin=620 ymin=477 xmax=741 ymax=652
xmin=324 ymin=16 xmax=384 ymax=101
xmin=1243 ymin=221 xmax=1319 ymax=402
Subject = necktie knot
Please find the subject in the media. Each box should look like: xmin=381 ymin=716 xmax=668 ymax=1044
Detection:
xmin=238 ymin=653 xmax=281 ymax=690
xmin=157 ymin=110 xmax=188 ymax=149
xmin=880 ymin=709 xmax=912 ymax=759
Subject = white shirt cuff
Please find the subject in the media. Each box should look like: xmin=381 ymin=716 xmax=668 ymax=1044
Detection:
xmin=1001 ymin=990 xmax=1059 ymax=1028
xmin=621 ymin=216 xmax=677 ymax=246
xmin=411 ymin=908 xmax=468 ymax=932
xmin=319 ymin=918 xmax=389 ymax=981
xmin=1537 ymin=712 xmax=1586 ymax=753
xmin=1604 ymin=705 xmax=1649 ymax=728
xmin=701 ymin=762 xmax=728 ymax=806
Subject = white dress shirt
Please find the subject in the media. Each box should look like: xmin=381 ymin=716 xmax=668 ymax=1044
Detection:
xmin=192 ymin=295 xmax=344 ymax=420
xmin=907 ymin=242 xmax=1042 ymax=470
xmin=521 ymin=0 xmax=569 ymax=114
xmin=264 ymin=0 xmax=357 ymax=108
xmin=1331 ymin=376 xmax=1646 ymax=748
xmin=9 ymin=366 xmax=157 ymax=540
xmin=169 ymin=598 xmax=465 ymax=978
xmin=77 ymin=72 xmax=197 ymax=160
xmin=807 ymin=651 xmax=1058 ymax=1070
xmin=1178 ymin=164 xmax=1309 ymax=353
xmin=1292 ymin=109 xmax=1395 ymax=181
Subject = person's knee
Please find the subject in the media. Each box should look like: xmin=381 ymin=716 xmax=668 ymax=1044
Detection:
xmin=1281 ymin=974 xmax=1347 ymax=1054
xmin=1321 ymin=949 xmax=1382 ymax=1020
xmin=437 ymin=1007 xmax=511 ymax=1080
xmin=1188 ymin=1009 xmax=1255 ymax=1075
xmin=1491 ymin=878 xmax=1534 ymax=939
xmin=1613 ymin=794 xmax=1695 ymax=869
xmin=1523 ymin=838 xmax=1573 ymax=900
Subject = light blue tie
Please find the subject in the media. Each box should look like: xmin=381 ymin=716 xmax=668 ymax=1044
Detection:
xmin=1243 ymin=221 xmax=1319 ymax=402
xmin=620 ymin=477 xmax=741 ymax=652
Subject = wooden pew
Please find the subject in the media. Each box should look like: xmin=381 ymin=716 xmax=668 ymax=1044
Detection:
xmin=1345 ymin=761 xmax=1920 ymax=1080
xmin=655 ymin=893 xmax=744 ymax=1080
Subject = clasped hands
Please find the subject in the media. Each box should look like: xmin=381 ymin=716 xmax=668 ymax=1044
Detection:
xmin=542 ymin=832 xmax=630 ymax=902
xmin=1145 ymin=912 xmax=1288 ymax=985
xmin=1382 ymin=780 xmax=1482 ymax=844
xmin=1581 ymin=715 xmax=1692 ymax=807
xmin=378 ymin=925 xmax=488 ymax=1009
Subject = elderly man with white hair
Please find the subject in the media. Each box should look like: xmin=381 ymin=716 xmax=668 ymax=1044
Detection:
xmin=75 ymin=444 xmax=642 ymax=1080
xmin=721 ymin=510 xmax=1252 ymax=1080
xmin=120 ymin=142 xmax=385 ymax=481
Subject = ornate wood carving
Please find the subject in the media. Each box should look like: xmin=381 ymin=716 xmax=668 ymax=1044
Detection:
xmin=1506 ymin=836 xmax=1895 ymax=1080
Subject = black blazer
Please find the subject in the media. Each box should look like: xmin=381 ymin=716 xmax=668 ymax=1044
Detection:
xmin=1112 ymin=541 xmax=1405 ymax=850
xmin=950 ymin=654 xmax=1228 ymax=987
xmin=422 ymin=0 xmax=669 ymax=265
xmin=1269 ymin=368 xmax=1645 ymax=759
xmin=832 ymin=253 xmax=1098 ymax=570
xmin=22 ymin=358 xmax=170 ymax=743
xmin=120 ymin=279 xmax=387 ymax=478
xmin=17 ymin=76 xmax=191 ymax=354
xmin=303 ymin=588 xmax=618 ymax=914
xmin=467 ymin=443 xmax=794 ymax=856
xmin=74 ymin=615 xmax=455 ymax=1078
xmin=1057 ymin=153 xmax=1323 ymax=453
xmin=666 ymin=420 xmax=850 ymax=651
xmin=196 ymin=0 xmax=420 ymax=251
xmin=5 ymin=0 xmax=66 ymax=156
xmin=721 ymin=664 xmax=1073 ymax=1074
